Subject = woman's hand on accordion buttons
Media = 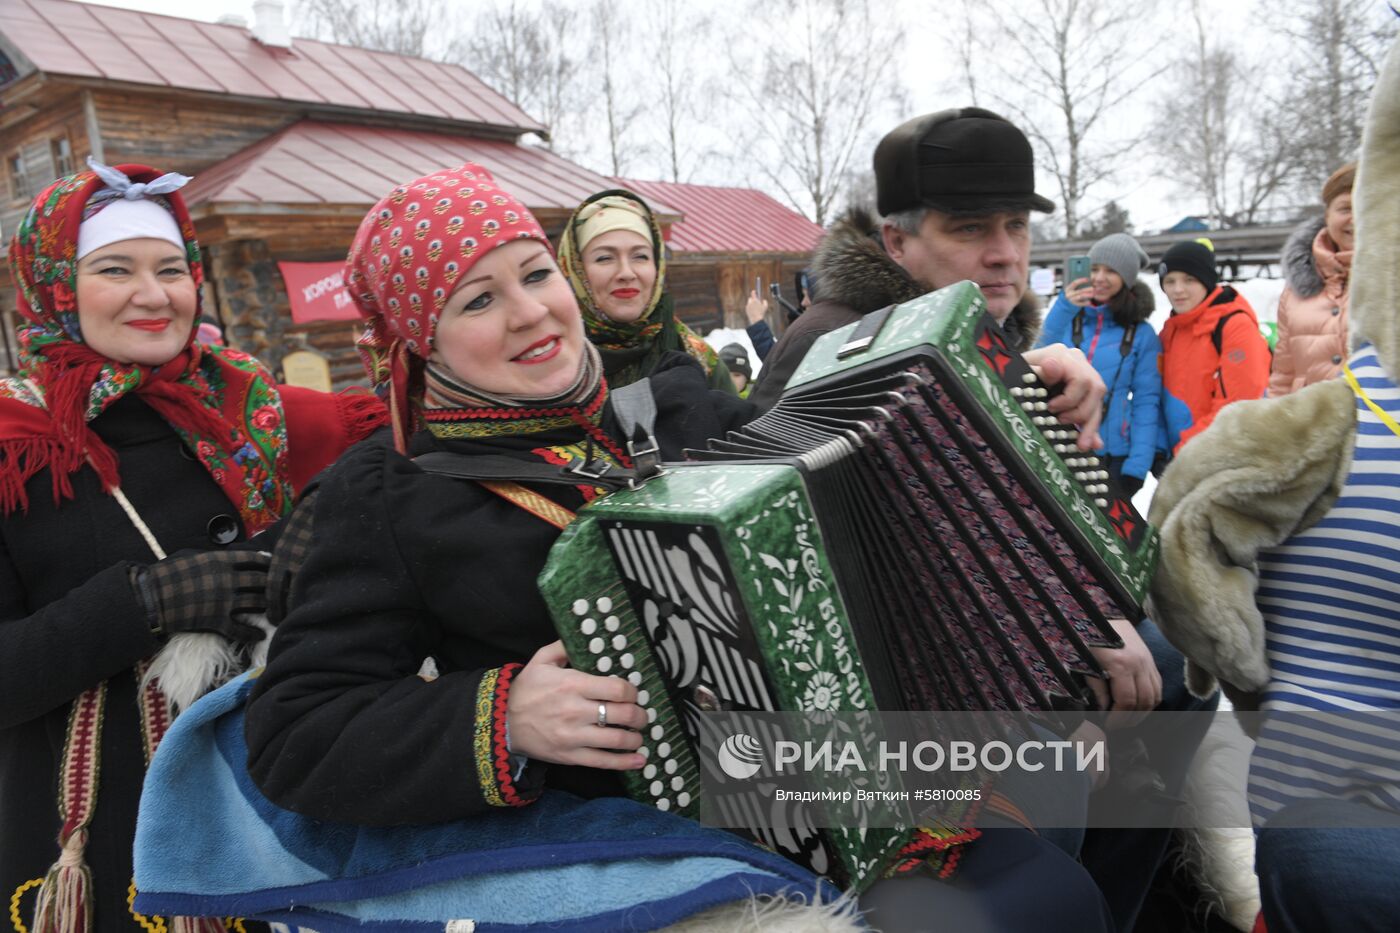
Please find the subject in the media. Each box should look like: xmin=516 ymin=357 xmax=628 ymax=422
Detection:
xmin=1022 ymin=345 xmax=1105 ymax=450
xmin=1088 ymin=618 xmax=1163 ymax=730
xmin=506 ymin=641 xmax=647 ymax=771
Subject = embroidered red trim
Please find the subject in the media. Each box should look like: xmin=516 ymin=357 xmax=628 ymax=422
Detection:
xmin=490 ymin=663 xmax=537 ymax=807
xmin=889 ymin=825 xmax=982 ymax=877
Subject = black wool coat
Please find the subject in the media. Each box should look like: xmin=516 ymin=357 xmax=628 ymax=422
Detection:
xmin=245 ymin=358 xmax=753 ymax=826
xmin=0 ymin=395 xmax=253 ymax=931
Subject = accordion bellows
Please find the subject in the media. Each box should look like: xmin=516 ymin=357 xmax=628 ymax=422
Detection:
xmin=540 ymin=282 xmax=1159 ymax=889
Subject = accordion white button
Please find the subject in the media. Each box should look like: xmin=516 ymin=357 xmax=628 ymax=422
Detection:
xmin=580 ymin=619 xmax=597 ymax=635
xmin=665 ymin=758 xmax=678 ymax=774
xmin=628 ymin=672 xmax=642 ymax=686
xmin=612 ymin=634 xmax=627 ymax=651
xmin=572 ymin=599 xmax=589 ymax=616
xmin=621 ymin=653 xmax=635 ymax=668
xmin=638 ymin=689 xmax=651 ymax=705
xmin=588 ymin=637 xmax=604 ymax=654
xmin=671 ymin=776 xmax=685 ymax=791
xmin=658 ymin=741 xmax=671 ymax=757
xmin=597 ymin=657 xmax=613 ymax=672
xmin=638 ymin=746 xmax=650 ymax=759
xmin=596 ymin=597 xmax=613 ymax=613
xmin=644 ymin=764 xmax=657 ymax=779
xmin=1022 ymin=373 xmax=1036 ymax=383
xmin=1074 ymin=472 xmax=1088 ymax=481
xmin=1011 ymin=386 xmax=1026 ymax=397
xmin=1034 ymin=402 xmax=1049 ymax=412
xmin=651 ymin=780 xmax=664 ymax=796
xmin=651 ymin=725 xmax=664 ymax=740
xmin=605 ymin=615 xmax=621 ymax=631
xmin=657 ymin=798 xmax=671 ymax=811
xmin=647 ymin=707 xmax=657 ymax=723
xmin=677 ymin=792 xmax=691 ymax=808
xmin=1033 ymin=388 xmax=1049 ymax=398
xmin=1095 ymin=498 xmax=1109 ymax=507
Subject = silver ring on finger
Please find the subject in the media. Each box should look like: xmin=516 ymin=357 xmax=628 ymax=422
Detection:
xmin=597 ymin=703 xmax=608 ymax=728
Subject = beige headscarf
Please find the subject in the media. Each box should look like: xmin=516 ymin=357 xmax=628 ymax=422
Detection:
xmin=573 ymin=196 xmax=653 ymax=255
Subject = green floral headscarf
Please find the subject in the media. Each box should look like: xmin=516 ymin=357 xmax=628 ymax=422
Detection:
xmin=557 ymin=189 xmax=735 ymax=394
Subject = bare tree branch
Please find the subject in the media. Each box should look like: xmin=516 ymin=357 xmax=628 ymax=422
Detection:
xmin=950 ymin=0 xmax=1167 ymax=237
xmin=722 ymin=0 xmax=903 ymax=225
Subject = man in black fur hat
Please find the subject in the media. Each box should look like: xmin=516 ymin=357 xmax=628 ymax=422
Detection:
xmin=752 ymin=109 xmax=1204 ymax=931
xmin=750 ymin=107 xmax=1104 ymax=448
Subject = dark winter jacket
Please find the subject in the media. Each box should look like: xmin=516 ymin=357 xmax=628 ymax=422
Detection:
xmin=245 ymin=358 xmax=753 ymax=826
xmin=2 ymin=398 xmax=253 ymax=930
xmin=1269 ymin=216 xmax=1352 ymax=397
xmin=0 ymin=389 xmax=373 ymax=930
xmin=1037 ymin=282 xmax=1163 ymax=479
xmin=749 ymin=207 xmax=1042 ymax=410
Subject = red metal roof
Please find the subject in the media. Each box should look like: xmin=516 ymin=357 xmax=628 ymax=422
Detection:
xmin=0 ymin=0 xmax=544 ymax=134
xmin=182 ymin=121 xmax=681 ymax=216
xmin=614 ymin=178 xmax=823 ymax=253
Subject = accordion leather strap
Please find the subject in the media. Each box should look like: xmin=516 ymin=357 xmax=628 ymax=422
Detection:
xmin=479 ymin=480 xmax=577 ymax=531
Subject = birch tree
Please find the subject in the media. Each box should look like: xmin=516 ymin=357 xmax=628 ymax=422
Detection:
xmin=950 ymin=0 xmax=1167 ymax=238
xmin=1155 ymin=2 xmax=1298 ymax=227
xmin=723 ymin=0 xmax=904 ymax=225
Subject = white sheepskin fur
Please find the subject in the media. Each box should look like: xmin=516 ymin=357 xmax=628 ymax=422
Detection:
xmin=661 ymin=890 xmax=863 ymax=932
xmin=1178 ymin=696 xmax=1260 ymax=931
xmin=143 ymin=614 xmax=275 ymax=713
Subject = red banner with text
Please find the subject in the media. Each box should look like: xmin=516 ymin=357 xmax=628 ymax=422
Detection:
xmin=279 ymin=261 xmax=359 ymax=323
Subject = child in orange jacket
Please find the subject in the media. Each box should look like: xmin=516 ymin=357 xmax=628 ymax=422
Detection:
xmin=1157 ymin=240 xmax=1271 ymax=453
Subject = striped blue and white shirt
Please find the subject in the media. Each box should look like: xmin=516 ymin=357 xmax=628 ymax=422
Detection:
xmin=1248 ymin=343 xmax=1400 ymax=824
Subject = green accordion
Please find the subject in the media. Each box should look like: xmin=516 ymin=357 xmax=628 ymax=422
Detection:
xmin=539 ymin=282 xmax=1159 ymax=890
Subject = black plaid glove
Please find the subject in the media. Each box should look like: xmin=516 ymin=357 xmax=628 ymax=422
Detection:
xmin=131 ymin=549 xmax=272 ymax=644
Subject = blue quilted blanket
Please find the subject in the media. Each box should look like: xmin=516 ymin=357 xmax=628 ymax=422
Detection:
xmin=134 ymin=672 xmax=839 ymax=932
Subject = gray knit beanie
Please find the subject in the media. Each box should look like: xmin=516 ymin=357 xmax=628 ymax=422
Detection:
xmin=1088 ymin=233 xmax=1150 ymax=287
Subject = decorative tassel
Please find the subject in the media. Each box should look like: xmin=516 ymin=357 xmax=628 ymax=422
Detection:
xmin=169 ymin=915 xmax=226 ymax=932
xmin=31 ymin=830 xmax=92 ymax=933
xmin=33 ymin=683 xmax=105 ymax=933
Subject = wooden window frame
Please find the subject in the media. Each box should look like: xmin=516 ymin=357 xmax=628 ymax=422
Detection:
xmin=6 ymin=150 xmax=28 ymax=201
xmin=51 ymin=135 xmax=74 ymax=177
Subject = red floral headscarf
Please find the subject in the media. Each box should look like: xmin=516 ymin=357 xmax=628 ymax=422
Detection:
xmin=346 ymin=162 xmax=550 ymax=449
xmin=0 ymin=165 xmax=296 ymax=532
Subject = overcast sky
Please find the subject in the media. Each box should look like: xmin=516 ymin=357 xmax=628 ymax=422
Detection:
xmin=62 ymin=0 xmax=1378 ymax=233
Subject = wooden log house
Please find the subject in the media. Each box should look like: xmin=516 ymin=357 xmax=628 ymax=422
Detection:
xmin=0 ymin=0 xmax=821 ymax=385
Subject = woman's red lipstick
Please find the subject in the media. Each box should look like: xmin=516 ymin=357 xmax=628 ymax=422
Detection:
xmin=126 ymin=319 xmax=171 ymax=332
xmin=513 ymin=336 xmax=561 ymax=363
xmin=610 ymin=288 xmax=640 ymax=299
